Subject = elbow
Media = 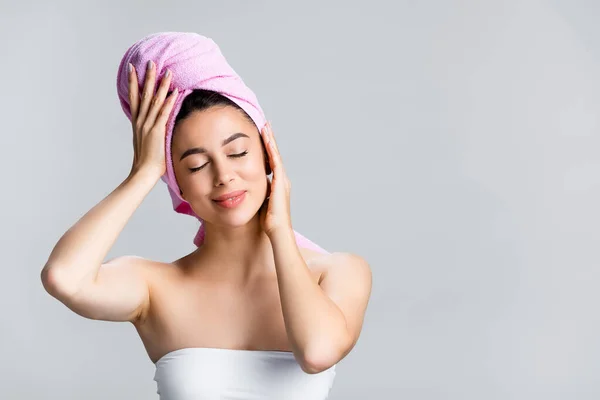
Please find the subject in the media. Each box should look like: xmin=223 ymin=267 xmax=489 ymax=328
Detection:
xmin=300 ymin=350 xmax=338 ymax=374
xmin=41 ymin=265 xmax=58 ymax=295
xmin=41 ymin=265 xmax=78 ymax=299
xmin=300 ymin=359 xmax=333 ymax=375
xmin=299 ymin=337 xmax=350 ymax=374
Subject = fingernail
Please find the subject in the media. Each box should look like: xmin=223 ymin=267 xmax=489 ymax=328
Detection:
xmin=165 ymin=69 xmax=170 ymax=78
xmin=147 ymin=60 xmax=153 ymax=70
xmin=128 ymin=63 xmax=133 ymax=74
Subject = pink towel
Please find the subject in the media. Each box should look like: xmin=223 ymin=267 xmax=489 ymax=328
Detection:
xmin=116 ymin=32 xmax=328 ymax=253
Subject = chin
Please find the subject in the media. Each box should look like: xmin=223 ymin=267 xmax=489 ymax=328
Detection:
xmin=217 ymin=213 xmax=256 ymax=227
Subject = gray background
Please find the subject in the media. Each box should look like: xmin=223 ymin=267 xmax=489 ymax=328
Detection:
xmin=2 ymin=0 xmax=599 ymax=399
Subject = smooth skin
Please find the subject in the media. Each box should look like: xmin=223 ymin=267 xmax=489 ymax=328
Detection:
xmin=41 ymin=60 xmax=372 ymax=374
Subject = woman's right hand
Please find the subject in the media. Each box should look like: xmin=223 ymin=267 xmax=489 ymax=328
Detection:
xmin=128 ymin=60 xmax=179 ymax=178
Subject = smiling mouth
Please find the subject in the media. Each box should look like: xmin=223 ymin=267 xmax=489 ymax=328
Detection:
xmin=214 ymin=195 xmax=241 ymax=202
xmin=212 ymin=191 xmax=247 ymax=208
xmin=212 ymin=190 xmax=247 ymax=202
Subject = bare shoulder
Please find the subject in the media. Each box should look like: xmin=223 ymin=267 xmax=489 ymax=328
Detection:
xmin=296 ymin=248 xmax=371 ymax=285
xmin=297 ymin=247 xmax=333 ymax=281
xmin=313 ymin=252 xmax=372 ymax=350
xmin=310 ymin=252 xmax=372 ymax=285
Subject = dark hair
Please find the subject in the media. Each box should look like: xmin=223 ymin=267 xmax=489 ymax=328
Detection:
xmin=174 ymin=89 xmax=255 ymax=127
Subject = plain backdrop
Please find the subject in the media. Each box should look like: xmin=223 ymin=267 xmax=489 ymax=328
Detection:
xmin=1 ymin=0 xmax=599 ymax=399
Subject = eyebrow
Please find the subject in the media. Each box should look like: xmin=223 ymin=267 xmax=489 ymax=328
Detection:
xmin=179 ymin=132 xmax=250 ymax=161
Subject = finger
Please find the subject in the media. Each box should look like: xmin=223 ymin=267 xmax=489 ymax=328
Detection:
xmin=267 ymin=139 xmax=288 ymax=189
xmin=128 ymin=63 xmax=139 ymax=122
xmin=266 ymin=122 xmax=279 ymax=154
xmin=132 ymin=126 xmax=138 ymax=164
xmin=261 ymin=124 xmax=273 ymax=167
xmin=262 ymin=125 xmax=276 ymax=171
xmin=155 ymin=87 xmax=179 ymax=127
xmin=260 ymin=124 xmax=270 ymax=147
xmin=137 ymin=60 xmax=157 ymax=130
xmin=145 ymin=69 xmax=173 ymax=127
xmin=265 ymin=122 xmax=285 ymax=174
xmin=267 ymin=141 xmax=279 ymax=173
xmin=128 ymin=63 xmax=140 ymax=162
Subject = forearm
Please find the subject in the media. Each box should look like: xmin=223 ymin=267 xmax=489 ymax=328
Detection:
xmin=42 ymin=167 xmax=161 ymax=293
xmin=269 ymin=229 xmax=349 ymax=371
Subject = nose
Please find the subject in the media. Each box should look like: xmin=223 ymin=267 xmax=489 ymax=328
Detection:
xmin=213 ymin=158 xmax=235 ymax=187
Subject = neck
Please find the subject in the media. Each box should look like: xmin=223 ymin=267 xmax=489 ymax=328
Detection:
xmin=191 ymin=216 xmax=279 ymax=282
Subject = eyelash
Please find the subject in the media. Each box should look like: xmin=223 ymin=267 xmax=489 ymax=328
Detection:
xmin=189 ymin=151 xmax=248 ymax=172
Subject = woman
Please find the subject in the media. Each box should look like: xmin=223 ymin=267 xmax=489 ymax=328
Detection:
xmin=41 ymin=32 xmax=372 ymax=399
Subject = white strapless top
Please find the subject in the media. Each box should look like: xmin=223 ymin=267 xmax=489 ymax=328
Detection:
xmin=153 ymin=347 xmax=337 ymax=400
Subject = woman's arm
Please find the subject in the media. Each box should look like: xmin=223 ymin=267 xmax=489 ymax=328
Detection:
xmin=270 ymin=229 xmax=372 ymax=374
xmin=41 ymin=167 xmax=161 ymax=322
xmin=258 ymin=122 xmax=372 ymax=373
xmin=42 ymin=61 xmax=177 ymax=323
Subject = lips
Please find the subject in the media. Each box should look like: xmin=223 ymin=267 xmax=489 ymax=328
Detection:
xmin=212 ymin=190 xmax=246 ymax=202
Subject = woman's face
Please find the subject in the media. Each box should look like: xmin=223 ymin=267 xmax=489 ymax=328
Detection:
xmin=171 ymin=106 xmax=269 ymax=228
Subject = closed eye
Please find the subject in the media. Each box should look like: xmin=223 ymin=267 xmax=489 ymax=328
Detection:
xmin=189 ymin=151 xmax=248 ymax=172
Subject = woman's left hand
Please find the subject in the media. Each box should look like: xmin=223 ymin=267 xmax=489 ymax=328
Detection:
xmin=259 ymin=121 xmax=293 ymax=238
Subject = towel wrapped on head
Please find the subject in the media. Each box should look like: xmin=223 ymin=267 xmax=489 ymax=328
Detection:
xmin=116 ymin=32 xmax=328 ymax=253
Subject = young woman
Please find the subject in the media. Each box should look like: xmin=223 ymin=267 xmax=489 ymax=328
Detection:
xmin=41 ymin=33 xmax=372 ymax=400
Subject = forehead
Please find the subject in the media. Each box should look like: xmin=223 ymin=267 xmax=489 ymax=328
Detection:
xmin=172 ymin=106 xmax=258 ymax=151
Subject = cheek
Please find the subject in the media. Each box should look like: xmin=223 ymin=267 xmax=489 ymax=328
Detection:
xmin=241 ymin=153 xmax=268 ymax=180
xmin=174 ymin=166 xmax=210 ymax=197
